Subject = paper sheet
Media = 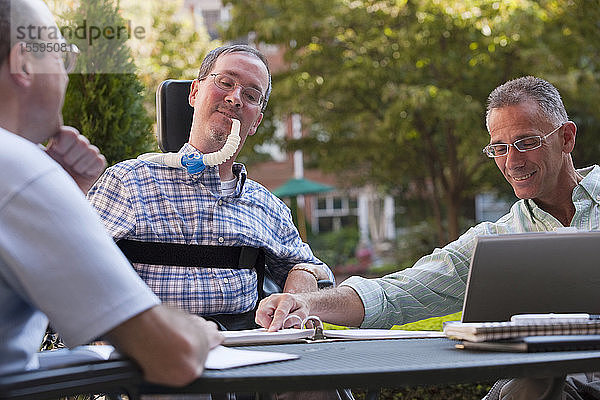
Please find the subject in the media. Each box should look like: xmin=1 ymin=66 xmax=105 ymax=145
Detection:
xmin=205 ymin=345 xmax=299 ymax=369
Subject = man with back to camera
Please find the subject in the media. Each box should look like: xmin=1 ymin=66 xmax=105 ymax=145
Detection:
xmin=0 ymin=0 xmax=222 ymax=385
xmin=256 ymin=76 xmax=600 ymax=399
xmin=87 ymin=44 xmax=334 ymax=329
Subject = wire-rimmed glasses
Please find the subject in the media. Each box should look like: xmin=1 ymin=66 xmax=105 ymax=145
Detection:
xmin=20 ymin=41 xmax=80 ymax=73
xmin=483 ymin=123 xmax=566 ymax=158
xmin=60 ymin=43 xmax=79 ymax=73
xmin=200 ymin=73 xmax=264 ymax=107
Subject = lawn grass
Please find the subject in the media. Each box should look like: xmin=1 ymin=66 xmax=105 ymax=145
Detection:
xmin=393 ymin=312 xmax=462 ymax=331
xmin=324 ymin=312 xmax=461 ymax=331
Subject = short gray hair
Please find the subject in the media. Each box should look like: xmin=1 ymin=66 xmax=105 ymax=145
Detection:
xmin=197 ymin=44 xmax=271 ymax=112
xmin=486 ymin=76 xmax=568 ymax=130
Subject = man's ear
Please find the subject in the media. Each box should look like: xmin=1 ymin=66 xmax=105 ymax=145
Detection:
xmin=188 ymin=79 xmax=198 ymax=107
xmin=248 ymin=113 xmax=263 ymax=136
xmin=562 ymin=121 xmax=577 ymax=154
xmin=9 ymin=43 xmax=34 ymax=88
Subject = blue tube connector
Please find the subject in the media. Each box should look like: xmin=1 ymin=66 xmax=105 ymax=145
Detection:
xmin=181 ymin=153 xmax=207 ymax=174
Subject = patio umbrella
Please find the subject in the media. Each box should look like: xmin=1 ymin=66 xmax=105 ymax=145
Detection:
xmin=273 ymin=178 xmax=334 ymax=198
xmin=273 ymin=178 xmax=334 ymax=241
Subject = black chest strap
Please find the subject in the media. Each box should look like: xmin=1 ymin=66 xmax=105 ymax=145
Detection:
xmin=116 ymin=239 xmax=266 ymax=301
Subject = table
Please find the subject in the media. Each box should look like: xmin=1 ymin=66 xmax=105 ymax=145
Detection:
xmin=3 ymin=338 xmax=600 ymax=399
xmin=0 ymin=360 xmax=140 ymax=400
xmin=141 ymin=338 xmax=600 ymax=395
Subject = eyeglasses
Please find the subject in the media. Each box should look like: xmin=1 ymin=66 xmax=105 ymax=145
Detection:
xmin=199 ymin=73 xmax=264 ymax=106
xmin=482 ymin=123 xmax=565 ymax=158
xmin=61 ymin=43 xmax=79 ymax=73
xmin=20 ymin=41 xmax=80 ymax=73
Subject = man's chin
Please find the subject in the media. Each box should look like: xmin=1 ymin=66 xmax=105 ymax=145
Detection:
xmin=208 ymin=130 xmax=228 ymax=146
xmin=512 ymin=187 xmax=537 ymax=200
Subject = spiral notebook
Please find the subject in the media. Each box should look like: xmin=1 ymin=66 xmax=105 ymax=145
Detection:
xmin=444 ymin=320 xmax=600 ymax=342
xmin=461 ymin=231 xmax=600 ymax=323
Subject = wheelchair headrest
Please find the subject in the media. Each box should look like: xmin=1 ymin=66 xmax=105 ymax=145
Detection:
xmin=156 ymin=79 xmax=194 ymax=152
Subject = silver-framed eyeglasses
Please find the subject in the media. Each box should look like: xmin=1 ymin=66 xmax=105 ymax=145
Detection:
xmin=482 ymin=123 xmax=566 ymax=158
xmin=20 ymin=41 xmax=80 ymax=73
xmin=200 ymin=73 xmax=264 ymax=106
xmin=60 ymin=43 xmax=79 ymax=73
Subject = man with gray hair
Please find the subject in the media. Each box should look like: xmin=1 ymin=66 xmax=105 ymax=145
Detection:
xmin=256 ymin=76 xmax=600 ymax=399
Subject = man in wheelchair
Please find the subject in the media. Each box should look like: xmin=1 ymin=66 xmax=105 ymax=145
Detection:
xmin=88 ymin=44 xmax=334 ymax=330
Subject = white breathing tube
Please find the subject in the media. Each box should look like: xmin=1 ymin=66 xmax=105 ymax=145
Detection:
xmin=138 ymin=119 xmax=241 ymax=174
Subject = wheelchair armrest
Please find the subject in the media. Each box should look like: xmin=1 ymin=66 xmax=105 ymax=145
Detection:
xmin=317 ymin=279 xmax=334 ymax=289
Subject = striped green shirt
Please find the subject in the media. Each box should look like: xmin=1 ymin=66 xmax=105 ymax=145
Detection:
xmin=342 ymin=165 xmax=600 ymax=328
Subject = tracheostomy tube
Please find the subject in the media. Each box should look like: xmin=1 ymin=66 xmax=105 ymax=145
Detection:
xmin=138 ymin=119 xmax=241 ymax=174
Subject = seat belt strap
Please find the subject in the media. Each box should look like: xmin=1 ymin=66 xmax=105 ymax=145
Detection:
xmin=116 ymin=239 xmax=260 ymax=269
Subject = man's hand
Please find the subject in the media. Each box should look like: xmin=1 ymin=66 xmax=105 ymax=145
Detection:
xmin=255 ymin=293 xmax=311 ymax=332
xmin=107 ymin=305 xmax=224 ymax=387
xmin=195 ymin=315 xmax=224 ymax=350
xmin=45 ymin=126 xmax=106 ymax=193
xmin=257 ymin=287 xmax=366 ymax=331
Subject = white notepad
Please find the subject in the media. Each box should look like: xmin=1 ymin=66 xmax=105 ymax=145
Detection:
xmin=36 ymin=344 xmax=298 ymax=370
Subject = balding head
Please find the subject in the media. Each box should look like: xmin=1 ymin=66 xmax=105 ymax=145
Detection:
xmin=0 ymin=0 xmax=59 ymax=66
xmin=0 ymin=0 xmax=69 ymax=143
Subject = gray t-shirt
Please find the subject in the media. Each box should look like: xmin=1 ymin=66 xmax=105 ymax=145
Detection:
xmin=0 ymin=128 xmax=160 ymax=375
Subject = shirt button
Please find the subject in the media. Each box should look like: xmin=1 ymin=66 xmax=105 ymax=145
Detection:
xmin=218 ymin=237 xmax=224 ymax=243
xmin=217 ymin=199 xmax=223 ymax=206
xmin=223 ymin=278 xmax=229 ymax=284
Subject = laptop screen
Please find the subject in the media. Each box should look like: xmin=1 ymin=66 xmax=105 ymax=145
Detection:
xmin=461 ymin=231 xmax=600 ymax=323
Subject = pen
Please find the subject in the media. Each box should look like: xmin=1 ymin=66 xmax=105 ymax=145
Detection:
xmin=511 ymin=313 xmax=600 ymax=323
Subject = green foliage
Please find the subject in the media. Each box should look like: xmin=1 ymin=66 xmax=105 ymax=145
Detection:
xmin=223 ymin=0 xmax=600 ymax=245
xmin=357 ymin=383 xmax=493 ymax=400
xmin=238 ymin=106 xmax=281 ymax=166
xmin=543 ymin=1 xmax=600 ymax=171
xmin=129 ymin=0 xmax=216 ymax=122
xmin=64 ymin=73 xmax=154 ymax=165
xmin=122 ymin=0 xmax=277 ymax=165
xmin=307 ymin=227 xmax=360 ymax=268
xmin=61 ymin=0 xmax=154 ymax=165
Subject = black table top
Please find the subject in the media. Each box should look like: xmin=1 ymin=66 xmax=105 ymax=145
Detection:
xmin=142 ymin=338 xmax=600 ymax=394
xmin=3 ymin=337 xmax=600 ymax=399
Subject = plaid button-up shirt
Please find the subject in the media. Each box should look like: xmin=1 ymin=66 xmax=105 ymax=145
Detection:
xmin=88 ymin=143 xmax=332 ymax=316
xmin=343 ymin=165 xmax=600 ymax=328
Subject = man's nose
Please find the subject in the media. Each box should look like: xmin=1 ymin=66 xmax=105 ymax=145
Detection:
xmin=505 ymin=145 xmax=526 ymax=168
xmin=224 ymin=86 xmax=243 ymax=108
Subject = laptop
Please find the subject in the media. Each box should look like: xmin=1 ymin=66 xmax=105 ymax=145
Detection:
xmin=461 ymin=231 xmax=600 ymax=323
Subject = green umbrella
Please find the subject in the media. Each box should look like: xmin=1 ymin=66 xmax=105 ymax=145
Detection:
xmin=273 ymin=178 xmax=334 ymax=198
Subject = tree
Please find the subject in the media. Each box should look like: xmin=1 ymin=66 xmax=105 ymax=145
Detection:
xmin=124 ymin=0 xmax=215 ymax=120
xmin=60 ymin=0 xmax=153 ymax=165
xmin=223 ymin=0 xmax=600 ymax=244
xmin=539 ymin=0 xmax=600 ymax=170
xmin=120 ymin=0 xmax=277 ymax=166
